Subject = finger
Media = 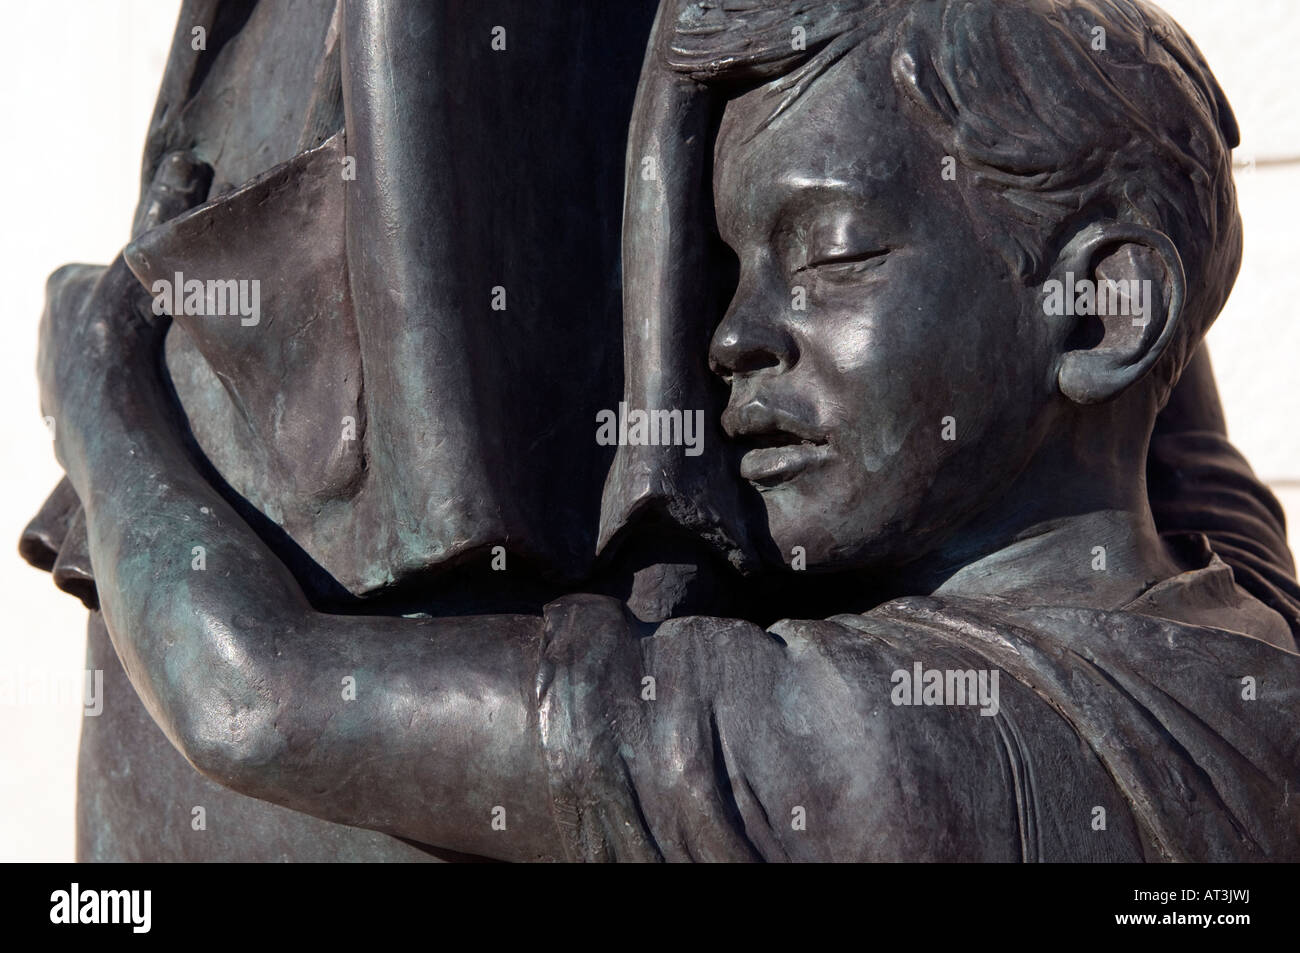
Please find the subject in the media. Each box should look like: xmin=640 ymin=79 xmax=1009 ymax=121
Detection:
xmin=123 ymin=151 xmax=215 ymax=333
xmin=18 ymin=477 xmax=80 ymax=572
xmin=131 ymin=151 xmax=214 ymax=238
xmin=52 ymin=506 xmax=98 ymax=611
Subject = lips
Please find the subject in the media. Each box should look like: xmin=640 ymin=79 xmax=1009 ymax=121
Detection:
xmin=725 ymin=403 xmax=832 ymax=487
xmin=739 ymin=439 xmax=833 ymax=486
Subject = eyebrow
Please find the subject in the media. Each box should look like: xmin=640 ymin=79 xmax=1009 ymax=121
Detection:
xmin=770 ymin=176 xmax=873 ymax=228
xmin=715 ymin=169 xmax=878 ymax=246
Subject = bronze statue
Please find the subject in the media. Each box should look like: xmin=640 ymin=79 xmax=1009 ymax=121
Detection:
xmin=23 ymin=0 xmax=1300 ymax=861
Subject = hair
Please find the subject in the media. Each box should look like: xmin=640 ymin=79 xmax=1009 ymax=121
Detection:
xmin=664 ymin=0 xmax=1242 ymax=406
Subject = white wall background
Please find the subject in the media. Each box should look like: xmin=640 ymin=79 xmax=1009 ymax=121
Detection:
xmin=0 ymin=0 xmax=181 ymax=862
xmin=0 ymin=0 xmax=1296 ymax=861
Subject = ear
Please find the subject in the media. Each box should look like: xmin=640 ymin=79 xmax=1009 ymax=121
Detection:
xmin=1050 ymin=222 xmax=1186 ymax=405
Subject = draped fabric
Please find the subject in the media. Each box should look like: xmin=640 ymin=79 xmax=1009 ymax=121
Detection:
xmin=24 ymin=0 xmax=657 ymax=601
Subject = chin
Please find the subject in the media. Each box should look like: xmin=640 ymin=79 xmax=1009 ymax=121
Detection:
xmin=760 ymin=500 xmax=869 ymax=572
xmin=762 ymin=490 xmax=935 ymax=573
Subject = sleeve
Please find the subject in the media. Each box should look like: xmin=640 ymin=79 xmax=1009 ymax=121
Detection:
xmin=535 ymin=594 xmax=1136 ymax=862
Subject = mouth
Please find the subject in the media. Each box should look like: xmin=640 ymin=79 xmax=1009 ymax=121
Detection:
xmin=736 ymin=430 xmax=833 ymax=487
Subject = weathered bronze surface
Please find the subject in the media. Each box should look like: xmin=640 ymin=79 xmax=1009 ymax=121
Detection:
xmin=24 ymin=0 xmax=1300 ymax=861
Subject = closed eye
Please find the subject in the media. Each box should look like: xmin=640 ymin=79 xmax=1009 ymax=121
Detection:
xmin=809 ymin=247 xmax=891 ymax=269
xmin=795 ymin=247 xmax=891 ymax=284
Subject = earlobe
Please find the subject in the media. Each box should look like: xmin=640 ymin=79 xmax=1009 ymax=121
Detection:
xmin=1052 ymin=222 xmax=1186 ymax=406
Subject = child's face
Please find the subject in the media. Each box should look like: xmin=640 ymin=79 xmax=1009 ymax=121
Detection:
xmin=710 ymin=45 xmax=1062 ymax=570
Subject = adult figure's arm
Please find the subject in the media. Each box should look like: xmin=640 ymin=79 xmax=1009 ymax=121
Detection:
xmin=1148 ymin=345 xmax=1300 ymax=634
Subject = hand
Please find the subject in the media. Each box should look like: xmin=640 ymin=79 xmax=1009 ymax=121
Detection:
xmin=26 ymin=150 xmax=212 ymax=606
xmin=36 ymin=255 xmax=166 ymax=471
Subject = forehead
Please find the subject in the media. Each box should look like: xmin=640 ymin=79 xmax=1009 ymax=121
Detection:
xmin=713 ymin=44 xmax=923 ymax=230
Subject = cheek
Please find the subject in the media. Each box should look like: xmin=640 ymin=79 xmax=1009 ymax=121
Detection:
xmin=812 ymin=284 xmax=966 ymax=464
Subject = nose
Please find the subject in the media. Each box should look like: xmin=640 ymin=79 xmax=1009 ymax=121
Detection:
xmin=708 ymin=282 xmax=799 ymax=380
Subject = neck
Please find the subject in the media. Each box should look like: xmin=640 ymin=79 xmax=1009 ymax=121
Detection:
xmin=885 ymin=402 xmax=1184 ymax=607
